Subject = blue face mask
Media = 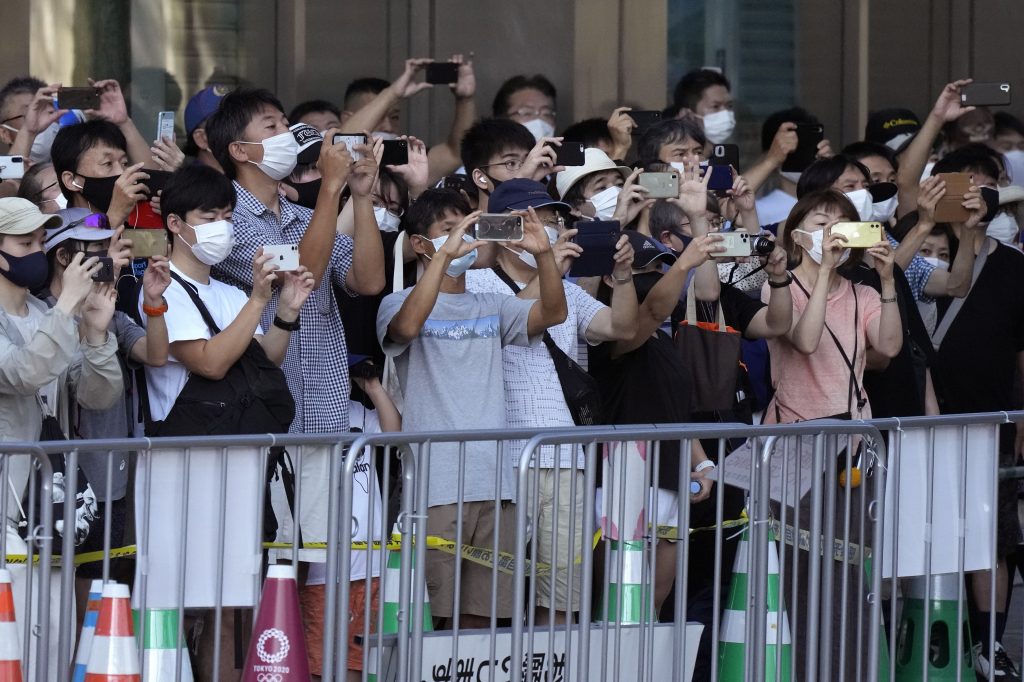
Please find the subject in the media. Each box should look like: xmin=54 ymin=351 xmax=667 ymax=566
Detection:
xmin=427 ymin=234 xmax=477 ymax=278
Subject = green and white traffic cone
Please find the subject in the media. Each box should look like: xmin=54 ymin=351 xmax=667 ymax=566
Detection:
xmin=599 ymin=539 xmax=651 ymax=623
xmin=894 ymin=573 xmax=974 ymax=681
xmin=133 ymin=608 xmax=193 ymax=682
xmin=718 ymin=527 xmax=793 ymax=681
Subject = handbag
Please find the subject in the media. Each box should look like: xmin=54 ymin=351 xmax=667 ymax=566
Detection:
xmin=673 ymin=284 xmax=743 ymax=413
xmin=492 ymin=267 xmax=603 ymax=425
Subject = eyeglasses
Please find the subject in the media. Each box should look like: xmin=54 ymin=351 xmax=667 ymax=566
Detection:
xmin=1 ymin=114 xmax=24 ymax=126
xmin=680 ymin=216 xmax=725 ymax=230
xmin=371 ymin=196 xmax=404 ymax=217
xmin=480 ymin=158 xmax=525 ymax=173
xmin=507 ymin=107 xmax=556 ymax=120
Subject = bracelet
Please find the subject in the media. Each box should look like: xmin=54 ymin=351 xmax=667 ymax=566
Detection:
xmin=880 ymin=295 xmax=897 ymax=304
xmin=273 ymin=315 xmax=300 ymax=332
xmin=142 ymin=297 xmax=168 ymax=317
xmin=694 ymin=459 xmax=717 ymax=473
xmin=768 ymin=272 xmax=793 ymax=288
xmin=611 ymin=273 xmax=632 ymax=284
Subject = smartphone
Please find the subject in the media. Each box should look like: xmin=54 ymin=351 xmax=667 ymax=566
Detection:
xmin=0 ymin=155 xmax=25 ymax=180
xmin=782 ymin=124 xmax=824 ymax=173
xmin=570 ymin=220 xmax=620 ymax=277
xmin=473 ymin=214 xmax=524 ymax=242
xmin=56 ymin=87 xmax=100 ymax=111
xmin=333 ymin=133 xmax=367 ymax=161
xmin=628 ymin=110 xmax=662 ymax=135
xmin=830 ymin=221 xmax=884 ymax=248
xmin=934 ymin=172 xmax=972 ymax=223
xmin=552 ymin=141 xmax=585 ymax=167
xmin=960 ymin=82 xmax=1011 ymax=107
xmin=156 ymin=111 xmax=175 ymax=141
xmin=263 ymin=243 xmax=300 ymax=271
xmin=425 ymin=62 xmax=460 ymax=85
xmin=637 ymin=171 xmax=679 ymax=199
xmin=381 ymin=139 xmax=409 ymax=166
xmin=441 ymin=174 xmax=475 ymax=195
xmin=141 ymin=169 xmax=172 ymax=196
xmin=709 ymin=143 xmax=740 ymax=171
xmin=123 ymin=228 xmax=169 ymax=259
xmin=713 ymin=232 xmax=775 ymax=258
xmin=349 ymin=356 xmax=382 ymax=381
xmin=90 ymin=256 xmax=115 ymax=282
xmin=702 ymin=163 xmax=733 ymax=193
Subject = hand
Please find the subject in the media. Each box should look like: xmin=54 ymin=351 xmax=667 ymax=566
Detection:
xmin=389 ymin=59 xmax=433 ymax=99
xmin=690 ymin=467 xmax=714 ymax=502
xmin=80 ymin=282 xmax=117 ymax=339
xmin=727 ymin=172 xmax=756 ymax=213
xmin=388 ymin=135 xmax=429 ymax=197
xmin=517 ymin=207 xmax=555 ymax=256
xmin=55 ymin=253 xmax=101 ymax=314
xmin=349 ymin=134 xmax=381 ymax=199
xmin=278 ymin=265 xmax=316 ymax=316
xmin=767 ymin=122 xmax=798 ymax=164
xmin=961 ymin=186 xmax=987 ymax=230
xmin=669 ymin=162 xmax=712 ymax=220
xmin=24 ymin=84 xmax=64 ymax=135
xmin=763 ymin=241 xmax=789 ymax=278
xmin=916 ymin=175 xmax=945 ymax=225
xmin=612 ymin=168 xmax=654 ymax=225
xmin=518 ymin=137 xmax=564 ymax=182
xmin=251 ymin=248 xmax=279 ymax=304
xmin=930 ymin=78 xmax=975 ymax=123
xmin=106 ymin=226 xmax=132 ymax=277
xmin=437 ymin=211 xmax=484 ymax=260
xmin=150 ymin=136 xmax=185 ymax=171
xmin=607 ymin=107 xmax=635 ymax=159
xmin=317 ymin=127 xmax=354 ymax=192
xmin=816 ymin=139 xmax=834 ymax=160
xmin=87 ymin=79 xmax=130 ymax=125
xmin=550 ymin=228 xmax=583 ymax=276
xmin=450 ymin=54 xmax=476 ymax=100
xmin=107 ymin=162 xmax=150 ymax=226
xmin=141 ymin=256 xmax=171 ymax=306
xmin=866 ymin=241 xmax=895 ymax=282
xmin=819 ymin=228 xmax=849 ymax=271
xmin=352 ymin=374 xmax=383 ymax=395
xmin=610 ymin=233 xmax=634 ymax=280
xmin=150 ymin=190 xmax=162 ymax=216
xmin=677 ymin=233 xmax=725 ymax=271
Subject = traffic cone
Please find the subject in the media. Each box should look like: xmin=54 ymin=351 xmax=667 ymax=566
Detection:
xmin=718 ymin=528 xmax=793 ymax=681
xmin=381 ymin=529 xmax=433 ymax=634
xmin=242 ymin=564 xmax=311 ymax=682
xmin=85 ymin=582 xmax=141 ymax=681
xmin=0 ymin=568 xmax=23 ymax=682
xmin=133 ymin=608 xmax=193 ymax=681
xmin=599 ymin=539 xmax=651 ymax=623
xmin=894 ymin=573 xmax=974 ymax=680
xmin=73 ymin=579 xmax=104 ymax=682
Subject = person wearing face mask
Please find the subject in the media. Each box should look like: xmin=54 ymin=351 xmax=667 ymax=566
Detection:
xmin=461 ymin=118 xmax=552 ymax=211
xmin=992 ymin=111 xmax=1024 ymax=186
xmin=668 ymin=68 xmax=736 ymax=144
xmin=183 ymin=83 xmax=230 ymax=172
xmin=989 ymin=184 xmax=1024 ymax=247
xmin=0 ymin=77 xmax=62 ymax=173
xmin=0 ymin=197 xmax=122 ymax=682
xmin=463 ymin=178 xmax=637 ymax=624
xmin=17 ymin=162 xmax=67 ymax=213
xmin=281 ymin=122 xmax=328 ymax=210
xmin=376 ymin=188 xmax=567 ymax=629
xmin=494 ymin=73 xmax=559 ymax=142
xmin=554 ymin=147 xmax=644 ymax=222
xmin=138 ymin=164 xmax=315 ymax=678
xmin=636 ymin=117 xmax=707 ymax=170
xmin=915 ymin=224 xmax=953 ymax=335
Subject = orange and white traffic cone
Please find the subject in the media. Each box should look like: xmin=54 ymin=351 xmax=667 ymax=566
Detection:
xmin=0 ymin=568 xmax=23 ymax=682
xmin=85 ymin=582 xmax=140 ymax=681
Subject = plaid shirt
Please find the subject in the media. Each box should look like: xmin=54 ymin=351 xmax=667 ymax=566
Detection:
xmin=212 ymin=182 xmax=355 ymax=433
xmin=887 ymin=234 xmax=935 ymax=303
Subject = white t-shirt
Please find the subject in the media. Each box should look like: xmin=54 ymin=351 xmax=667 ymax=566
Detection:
xmin=307 ymin=400 xmax=385 ymax=585
xmin=755 ymin=188 xmax=798 ymax=227
xmin=141 ymin=263 xmax=262 ymax=422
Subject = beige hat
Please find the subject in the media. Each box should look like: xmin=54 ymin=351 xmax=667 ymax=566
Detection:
xmin=0 ymin=197 xmax=62 ymax=236
xmin=555 ymin=147 xmax=632 ymax=199
xmin=998 ymin=184 xmax=1024 ymax=206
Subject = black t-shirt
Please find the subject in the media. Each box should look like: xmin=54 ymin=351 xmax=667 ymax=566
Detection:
xmin=932 ymin=242 xmax=1024 ymax=417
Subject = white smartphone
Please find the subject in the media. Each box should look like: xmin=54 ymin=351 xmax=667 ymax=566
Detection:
xmin=332 ymin=134 xmax=367 ymax=161
xmin=263 ymin=244 xmax=300 ymax=271
xmin=156 ymin=111 xmax=175 ymax=141
xmin=0 ymin=155 xmax=25 ymax=180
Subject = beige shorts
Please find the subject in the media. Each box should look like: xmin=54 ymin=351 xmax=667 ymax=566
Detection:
xmin=425 ymin=500 xmax=515 ymax=619
xmin=528 ymin=469 xmax=586 ymax=612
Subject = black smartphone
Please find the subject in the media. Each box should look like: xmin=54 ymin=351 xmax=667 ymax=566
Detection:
xmin=552 ymin=141 xmax=585 ymax=167
xmin=570 ymin=220 xmax=620 ymax=277
xmin=441 ymin=174 xmax=475 ymax=195
xmin=709 ymin=143 xmax=740 ymax=171
xmin=960 ymin=82 xmax=1011 ymax=107
xmin=381 ymin=139 xmax=409 ymax=166
xmin=425 ymin=62 xmax=460 ymax=85
xmin=91 ymin=256 xmax=115 ymax=282
xmin=629 ymin=110 xmax=662 ymax=135
xmin=349 ymin=357 xmax=382 ymax=381
xmin=56 ymin=87 xmax=100 ymax=111
xmin=704 ymin=164 xmax=733 ymax=193
xmin=782 ymin=124 xmax=824 ymax=173
xmin=141 ymin=169 xmax=172 ymax=196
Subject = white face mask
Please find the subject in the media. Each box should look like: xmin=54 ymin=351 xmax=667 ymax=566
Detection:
xmin=181 ymin=219 xmax=236 ymax=266
xmin=844 ymin=188 xmax=874 ymax=221
xmin=1004 ymin=150 xmax=1024 ymax=185
xmin=29 ymin=122 xmax=59 ymax=164
xmin=238 ymin=131 xmax=298 ymax=181
xmin=986 ymin=211 xmax=1020 ymax=244
xmin=792 ymin=228 xmax=851 ymax=266
xmin=702 ymin=109 xmax=736 ymax=144
xmin=920 ymin=161 xmax=936 ymax=184
xmin=521 ymin=118 xmax=555 ymax=142
xmin=374 ymin=206 xmax=402 ymax=232
xmin=870 ymin=195 xmax=899 ymax=223
xmin=542 ymin=225 xmax=559 ymax=245
xmin=503 ymin=244 xmax=537 ymax=269
xmin=427 ymin=234 xmax=477 ymax=278
xmin=779 ymin=170 xmax=802 ymax=184
xmin=372 ymin=131 xmax=397 ymax=141
xmin=46 ymin=192 xmax=68 ymax=211
xmin=920 ymin=255 xmax=949 ymax=270
xmin=588 ymin=185 xmax=621 ymax=220
xmin=669 ymin=161 xmax=687 ymax=174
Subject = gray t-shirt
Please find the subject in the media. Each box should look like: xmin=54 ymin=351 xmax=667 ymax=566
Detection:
xmin=376 ymin=288 xmax=535 ymax=506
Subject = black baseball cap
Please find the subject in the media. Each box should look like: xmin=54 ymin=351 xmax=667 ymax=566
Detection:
xmin=488 ymin=178 xmax=571 ymax=214
xmin=865 ymin=108 xmax=921 ymax=153
xmin=627 ymin=229 xmax=677 ymax=269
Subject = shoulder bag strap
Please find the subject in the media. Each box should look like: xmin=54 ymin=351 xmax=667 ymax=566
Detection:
xmin=493 ymin=266 xmax=566 ymax=357
xmin=168 ymin=271 xmax=222 ymax=335
xmin=931 ymin=237 xmax=992 ymax=350
xmin=685 ymin=282 xmax=725 ymax=331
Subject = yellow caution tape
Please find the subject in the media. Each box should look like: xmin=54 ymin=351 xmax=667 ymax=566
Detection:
xmin=770 ymin=519 xmax=871 ymax=566
xmin=4 ymin=544 xmax=138 ymax=567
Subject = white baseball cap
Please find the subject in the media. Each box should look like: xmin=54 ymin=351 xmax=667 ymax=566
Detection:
xmin=554 ymin=148 xmax=632 ymax=199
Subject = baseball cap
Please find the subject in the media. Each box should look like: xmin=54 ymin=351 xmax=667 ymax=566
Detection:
xmin=184 ymin=84 xmax=230 ymax=134
xmin=865 ymin=108 xmax=921 ymax=154
xmin=627 ymin=229 xmax=676 ymax=269
xmin=291 ymin=123 xmax=323 ymax=165
xmin=0 ymin=197 xmax=62 ymax=236
xmin=488 ymin=179 xmax=572 ymax=214
xmin=43 ymin=209 xmax=115 ymax=253
xmin=555 ymin=148 xmax=632 ymax=199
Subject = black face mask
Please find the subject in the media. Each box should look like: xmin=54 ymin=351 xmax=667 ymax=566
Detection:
xmin=480 ymin=173 xmax=504 ymax=195
xmin=286 ymin=178 xmax=323 ymax=210
xmin=980 ymin=185 xmax=1000 ymax=223
xmin=0 ymin=249 xmax=49 ymax=291
xmin=71 ymin=174 xmax=118 ymax=213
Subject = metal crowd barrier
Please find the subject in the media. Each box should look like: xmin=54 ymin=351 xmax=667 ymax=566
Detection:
xmin=1 ymin=412 xmax=1022 ymax=682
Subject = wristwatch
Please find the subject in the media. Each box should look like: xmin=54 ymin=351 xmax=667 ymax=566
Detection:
xmin=611 ymin=273 xmax=633 ymax=284
xmin=768 ymin=272 xmax=793 ymax=288
xmin=273 ymin=315 xmax=300 ymax=332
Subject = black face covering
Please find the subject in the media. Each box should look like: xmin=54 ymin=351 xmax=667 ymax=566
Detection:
xmin=479 ymin=173 xmax=504 ymax=195
xmin=71 ymin=174 xmax=118 ymax=213
xmin=980 ymin=185 xmax=1000 ymax=223
xmin=286 ymin=178 xmax=323 ymax=210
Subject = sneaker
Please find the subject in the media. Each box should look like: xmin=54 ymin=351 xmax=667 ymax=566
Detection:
xmin=975 ymin=641 xmax=1022 ymax=680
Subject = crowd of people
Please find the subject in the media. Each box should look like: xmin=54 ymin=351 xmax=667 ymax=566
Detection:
xmin=0 ymin=58 xmax=1023 ymax=680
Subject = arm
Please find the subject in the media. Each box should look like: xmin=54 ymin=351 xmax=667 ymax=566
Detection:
xmin=105 ymin=163 xmax=150 ymax=229
xmin=743 ymin=122 xmax=797 ymax=194
xmin=8 ymin=83 xmax=63 ymax=158
xmin=864 ymin=242 xmax=903 ymax=358
xmin=726 ymin=174 xmax=761 ymax=234
xmin=129 ymin=256 xmax=171 ymax=367
xmin=360 ymin=376 xmax=402 ymax=432
xmin=426 ymin=55 xmax=477 ymax=184
xmin=743 ymin=245 xmax=792 ymax=339
xmin=606 ymin=107 xmax=635 ymax=161
xmin=256 ymin=267 xmax=315 ymax=364
xmin=300 ymin=128 xmax=353 ymax=287
xmin=90 ymin=79 xmax=156 ymax=168
xmin=923 ymin=185 xmax=986 ymax=298
xmin=521 ymin=207 xmax=568 ymax=336
xmin=345 ymin=139 xmax=387 ymax=295
xmin=583 ymin=234 xmax=637 ymax=342
xmin=893 ymin=176 xmax=943 ymax=270
xmin=670 ymin=163 xmax=720 ymax=301
xmin=786 ymin=232 xmax=848 ymax=354
xmin=72 ymin=283 xmax=123 ymax=410
xmin=344 ymin=59 xmax=432 ymax=134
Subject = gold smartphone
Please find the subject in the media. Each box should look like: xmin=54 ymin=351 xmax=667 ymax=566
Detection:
xmin=829 ymin=221 xmax=884 ymax=248
xmin=122 ymin=228 xmax=169 ymax=259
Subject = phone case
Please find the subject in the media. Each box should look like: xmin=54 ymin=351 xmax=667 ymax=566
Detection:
xmin=0 ymin=156 xmax=25 ymax=180
xmin=934 ymin=173 xmax=972 ymax=223
xmin=157 ymin=111 xmax=175 ymax=140
xmin=960 ymin=82 xmax=1011 ymax=107
xmin=830 ymin=222 xmax=883 ymax=248
xmin=91 ymin=257 xmax=115 ymax=282
xmin=333 ymin=134 xmax=367 ymax=161
xmin=123 ymin=229 xmax=169 ymax=259
xmin=710 ymin=144 xmax=740 ymax=171
xmin=56 ymin=88 xmax=100 ymax=111
xmin=704 ymin=164 xmax=733 ymax=192
xmin=713 ymin=232 xmax=755 ymax=258
xmin=554 ymin=142 xmax=585 ymax=167
xmin=782 ymin=125 xmax=824 ymax=172
xmin=637 ymin=172 xmax=679 ymax=199
xmin=473 ymin=214 xmax=524 ymax=242
xmin=629 ymin=111 xmax=662 ymax=134
xmin=425 ymin=62 xmax=460 ymax=85
xmin=264 ymin=244 xmax=300 ymax=271
xmin=381 ymin=139 xmax=409 ymax=166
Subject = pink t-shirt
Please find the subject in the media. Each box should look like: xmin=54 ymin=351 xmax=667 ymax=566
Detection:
xmin=761 ymin=276 xmax=882 ymax=423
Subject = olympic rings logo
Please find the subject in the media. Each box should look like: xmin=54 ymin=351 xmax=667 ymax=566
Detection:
xmin=256 ymin=628 xmax=290 ymax=664
xmin=256 ymin=674 xmax=283 ymax=682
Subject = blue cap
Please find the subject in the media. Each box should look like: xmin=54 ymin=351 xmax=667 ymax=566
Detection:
xmin=184 ymin=85 xmax=230 ymax=134
xmin=488 ymin=178 xmax=572 ymax=214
